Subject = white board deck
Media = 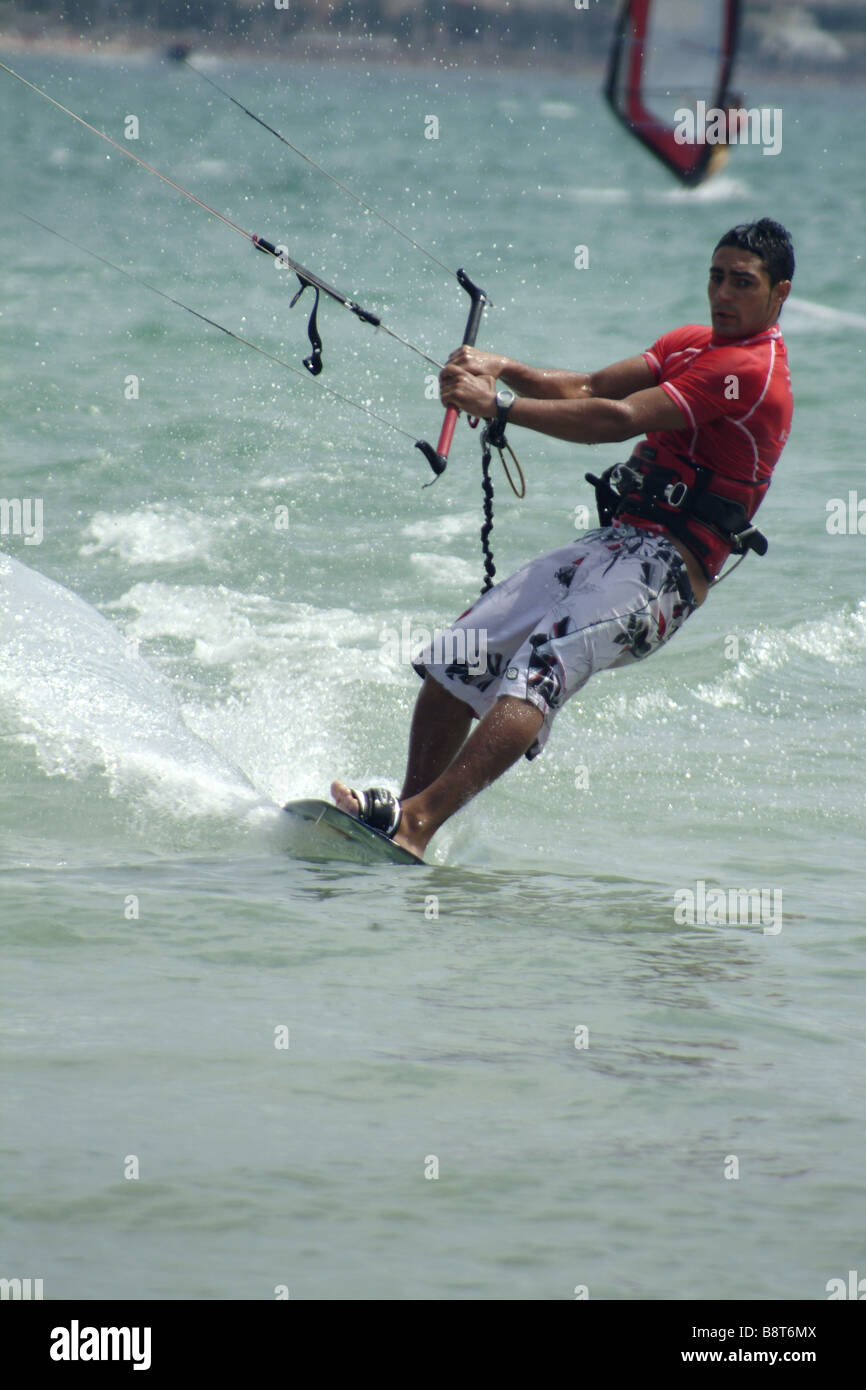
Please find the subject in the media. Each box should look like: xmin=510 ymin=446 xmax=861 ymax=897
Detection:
xmin=283 ymin=799 xmax=423 ymax=866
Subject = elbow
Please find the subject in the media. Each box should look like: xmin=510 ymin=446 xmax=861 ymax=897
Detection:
xmin=590 ymin=402 xmax=637 ymax=445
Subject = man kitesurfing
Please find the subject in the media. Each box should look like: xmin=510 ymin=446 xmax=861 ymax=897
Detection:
xmin=331 ymin=218 xmax=794 ymax=861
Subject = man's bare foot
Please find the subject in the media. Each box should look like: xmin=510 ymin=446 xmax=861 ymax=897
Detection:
xmin=329 ymin=780 xmax=427 ymax=860
xmin=331 ymin=781 xmax=361 ymax=817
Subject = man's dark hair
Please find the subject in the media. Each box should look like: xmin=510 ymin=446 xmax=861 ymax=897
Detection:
xmin=714 ymin=218 xmax=795 ymax=285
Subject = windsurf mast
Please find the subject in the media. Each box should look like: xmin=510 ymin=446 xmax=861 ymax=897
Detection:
xmin=605 ymin=0 xmax=742 ymax=186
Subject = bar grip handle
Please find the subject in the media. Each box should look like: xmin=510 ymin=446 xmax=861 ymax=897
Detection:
xmin=415 ymin=267 xmax=488 ymax=479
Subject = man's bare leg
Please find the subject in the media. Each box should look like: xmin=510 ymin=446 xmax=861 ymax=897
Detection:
xmin=332 ymin=694 xmax=543 ymax=859
xmin=400 ymin=675 xmax=473 ymax=799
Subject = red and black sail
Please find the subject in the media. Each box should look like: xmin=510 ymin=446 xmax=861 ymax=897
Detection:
xmin=605 ymin=0 xmax=742 ymax=185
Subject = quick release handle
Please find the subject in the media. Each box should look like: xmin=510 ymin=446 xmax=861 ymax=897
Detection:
xmin=416 ymin=268 xmax=488 ymax=478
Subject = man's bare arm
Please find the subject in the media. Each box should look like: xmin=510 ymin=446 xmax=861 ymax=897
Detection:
xmin=446 ymin=348 xmax=656 ymax=401
xmin=507 ymin=384 xmax=686 ymax=444
xmin=439 ymin=365 xmax=688 ymax=445
xmin=503 ymin=354 xmax=656 ymax=402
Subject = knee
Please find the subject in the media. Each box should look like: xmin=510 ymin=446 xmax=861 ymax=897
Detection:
xmin=496 ymin=694 xmax=544 ymax=729
xmin=422 ymin=674 xmax=470 ymax=713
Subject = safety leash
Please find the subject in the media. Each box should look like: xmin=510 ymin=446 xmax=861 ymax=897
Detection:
xmin=478 ymin=415 xmax=526 ymax=594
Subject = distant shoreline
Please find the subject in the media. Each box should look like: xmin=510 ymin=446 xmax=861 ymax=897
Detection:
xmin=1 ymin=23 xmax=863 ymax=84
xmin=9 ymin=26 xmax=596 ymax=74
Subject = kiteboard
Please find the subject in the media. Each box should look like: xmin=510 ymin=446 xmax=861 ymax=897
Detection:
xmin=283 ymin=799 xmax=424 ymax=866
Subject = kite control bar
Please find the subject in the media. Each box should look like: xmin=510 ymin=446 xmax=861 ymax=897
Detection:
xmin=415 ymin=268 xmax=488 ymax=477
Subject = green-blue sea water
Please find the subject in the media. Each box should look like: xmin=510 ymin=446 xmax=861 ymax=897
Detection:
xmin=1 ymin=43 xmax=865 ymax=1300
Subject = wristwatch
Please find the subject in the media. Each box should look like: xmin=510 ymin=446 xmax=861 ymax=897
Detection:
xmin=495 ymin=387 xmax=516 ymax=428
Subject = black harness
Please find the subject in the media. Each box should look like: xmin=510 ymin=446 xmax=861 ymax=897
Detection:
xmin=586 ymin=443 xmax=768 ymax=578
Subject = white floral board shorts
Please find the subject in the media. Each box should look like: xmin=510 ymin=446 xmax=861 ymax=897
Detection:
xmin=412 ymin=523 xmax=698 ymax=760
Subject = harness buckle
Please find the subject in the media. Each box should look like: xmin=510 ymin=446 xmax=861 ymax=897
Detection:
xmin=663 ymin=479 xmax=689 ymax=508
xmin=609 ymin=463 xmax=641 ymax=495
xmin=730 ymin=525 xmax=769 ymax=557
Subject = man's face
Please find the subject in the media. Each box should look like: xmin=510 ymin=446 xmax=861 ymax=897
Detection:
xmin=708 ymin=246 xmax=790 ymax=339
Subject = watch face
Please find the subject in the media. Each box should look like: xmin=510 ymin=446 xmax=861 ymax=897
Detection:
xmin=496 ymin=389 xmax=515 ymax=409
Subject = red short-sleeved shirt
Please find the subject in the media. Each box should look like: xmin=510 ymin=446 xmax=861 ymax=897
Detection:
xmin=625 ymin=322 xmax=793 ymax=577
